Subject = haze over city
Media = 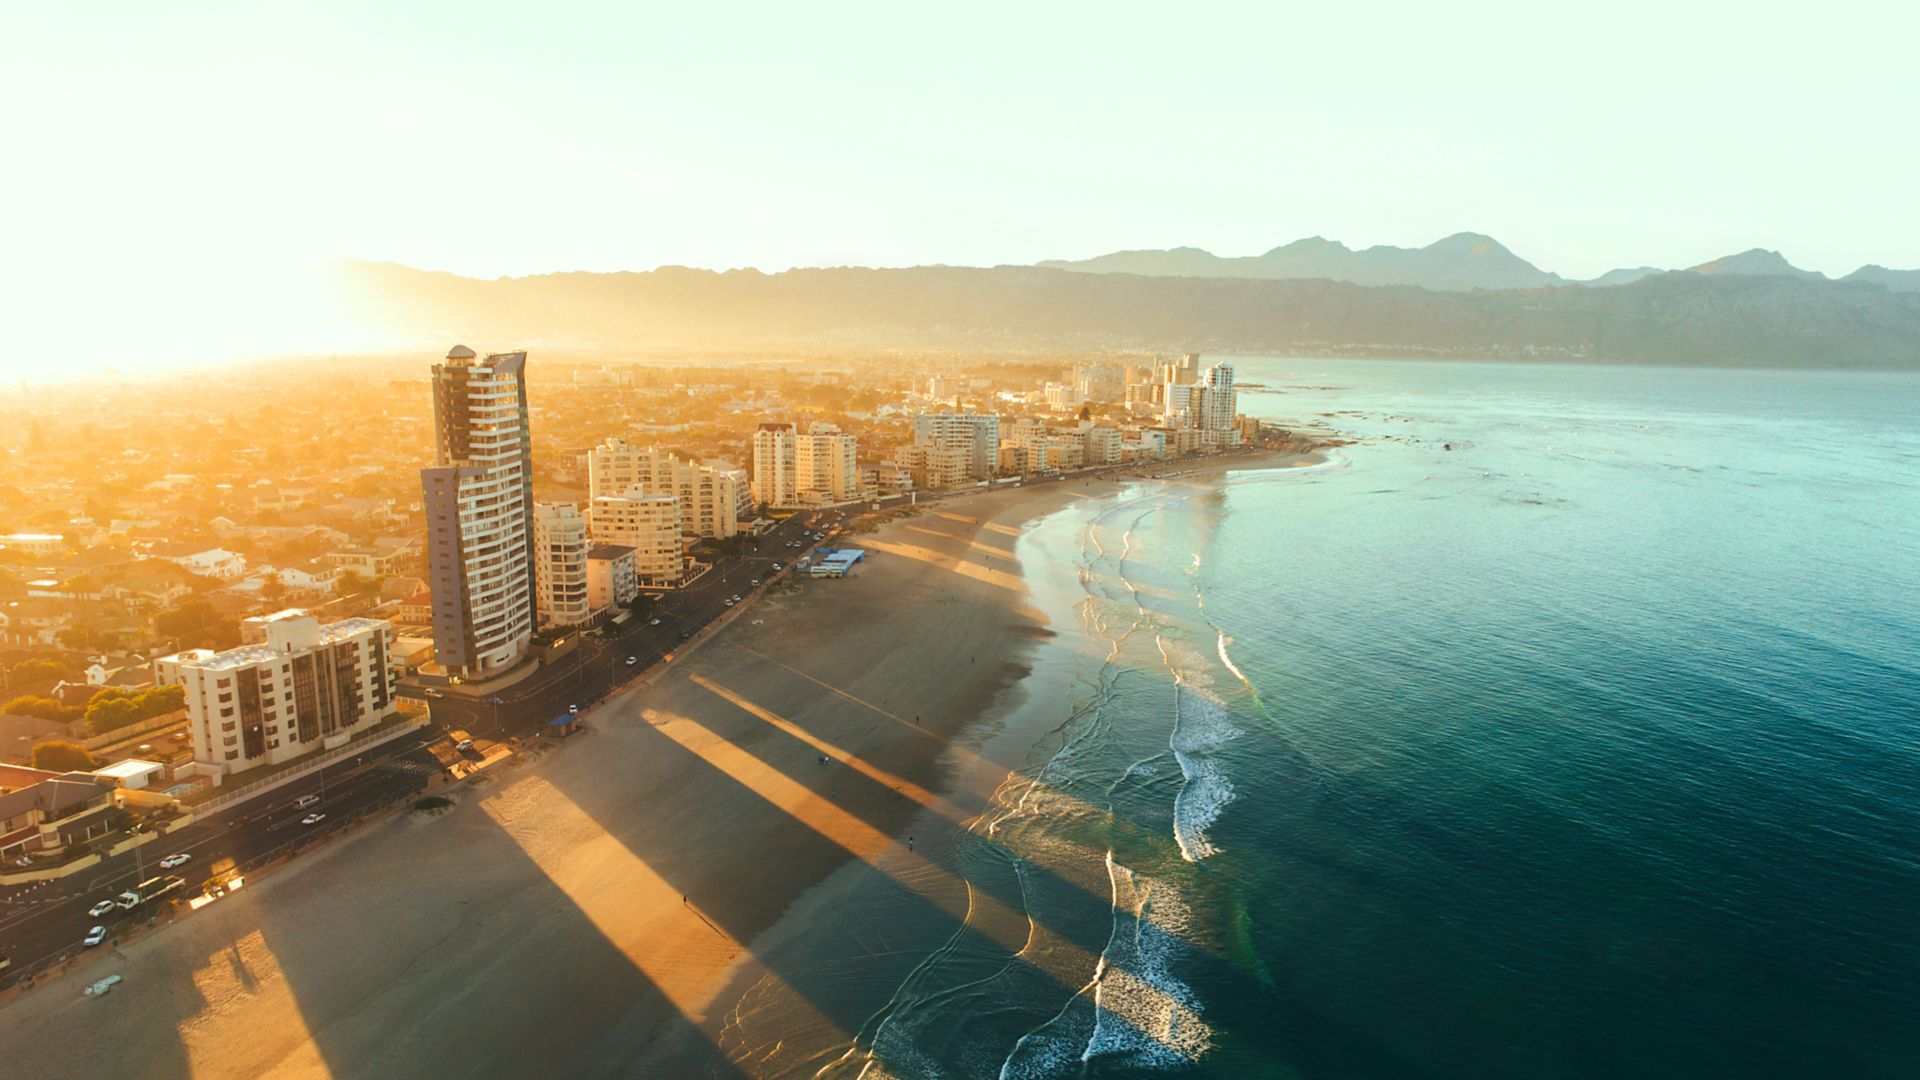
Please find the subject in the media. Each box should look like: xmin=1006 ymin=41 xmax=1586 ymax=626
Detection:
xmin=6 ymin=1 xmax=1920 ymax=375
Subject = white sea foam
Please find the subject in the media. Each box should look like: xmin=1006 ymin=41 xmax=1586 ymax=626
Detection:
xmin=1217 ymin=631 xmax=1250 ymax=688
xmin=1083 ymin=852 xmax=1214 ymax=1068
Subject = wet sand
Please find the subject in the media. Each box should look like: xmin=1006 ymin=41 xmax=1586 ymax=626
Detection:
xmin=1 ymin=451 xmax=1315 ymax=1080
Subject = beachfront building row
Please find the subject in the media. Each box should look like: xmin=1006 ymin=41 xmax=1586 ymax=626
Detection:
xmin=587 ymin=491 xmax=682 ymax=588
xmin=154 ymin=609 xmax=399 ymax=779
xmin=911 ymin=412 xmax=1000 ymax=482
xmin=421 ymin=346 xmax=538 ymax=681
xmin=584 ymin=437 xmax=745 ymax=539
xmin=532 ymin=502 xmax=646 ymax=629
xmin=751 ymin=422 xmax=861 ymax=508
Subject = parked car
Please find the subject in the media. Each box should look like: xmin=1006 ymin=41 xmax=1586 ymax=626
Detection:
xmin=625 ymin=656 xmax=638 ymax=666
xmin=750 ymin=579 xmax=761 ymax=587
xmin=724 ymin=599 xmax=735 ymax=607
xmin=678 ymin=630 xmax=691 ymax=639
xmin=454 ymin=738 xmax=474 ymax=751
xmin=88 ymin=900 xmax=117 ymax=918
xmin=84 ymin=926 xmax=108 ymax=947
xmin=649 ymin=618 xmax=662 ymax=626
xmin=568 ymin=704 xmax=580 ymax=714
xmin=301 ymin=813 xmax=326 ymax=826
xmin=159 ymin=853 xmax=191 ymax=869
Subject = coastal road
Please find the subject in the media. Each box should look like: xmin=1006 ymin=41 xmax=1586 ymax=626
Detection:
xmin=422 ymin=510 xmax=833 ymax=740
xmin=0 ymin=731 xmax=439 ymax=986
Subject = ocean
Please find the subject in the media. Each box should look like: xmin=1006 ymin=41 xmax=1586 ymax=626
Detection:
xmin=805 ymin=358 xmax=1920 ymax=1079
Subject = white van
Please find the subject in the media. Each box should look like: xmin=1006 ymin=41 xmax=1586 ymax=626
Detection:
xmin=293 ymin=794 xmax=320 ymax=810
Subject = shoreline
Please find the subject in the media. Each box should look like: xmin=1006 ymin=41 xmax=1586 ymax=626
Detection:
xmin=0 ymin=446 xmax=1321 ymax=1080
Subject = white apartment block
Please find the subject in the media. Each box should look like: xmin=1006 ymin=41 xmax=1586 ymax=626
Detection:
xmin=155 ymin=610 xmax=397 ymax=779
xmin=894 ymin=441 xmax=971 ymax=490
xmin=913 ymin=413 xmax=1000 ymax=481
xmin=588 ymin=491 xmax=682 ymax=587
xmin=533 ymin=502 xmax=592 ymax=628
xmin=1080 ymin=425 xmax=1123 ymax=466
xmin=421 ymin=347 xmax=537 ymax=679
xmin=587 ymin=438 xmax=742 ymax=538
xmin=754 ymin=422 xmax=860 ymax=507
xmin=752 ymin=423 xmax=796 ymax=508
xmin=586 ymin=544 xmax=640 ymax=610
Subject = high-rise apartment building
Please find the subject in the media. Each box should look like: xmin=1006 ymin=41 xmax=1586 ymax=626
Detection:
xmin=421 ymin=346 xmax=537 ymax=679
xmin=754 ymin=422 xmax=860 ymax=507
xmin=532 ymin=502 xmax=592 ymax=628
xmin=912 ymin=413 xmax=1000 ymax=481
xmin=587 ymin=438 xmax=742 ymax=538
xmin=588 ymin=491 xmax=682 ymax=586
xmin=154 ymin=610 xmax=397 ymax=778
xmin=751 ymin=423 xmax=796 ymax=508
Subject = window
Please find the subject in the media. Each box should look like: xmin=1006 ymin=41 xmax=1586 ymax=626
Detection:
xmin=224 ymin=751 xmax=238 ymax=761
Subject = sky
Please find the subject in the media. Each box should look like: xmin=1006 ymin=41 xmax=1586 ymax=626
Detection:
xmin=4 ymin=1 xmax=1917 ymax=374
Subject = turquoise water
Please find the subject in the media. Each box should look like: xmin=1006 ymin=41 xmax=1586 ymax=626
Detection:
xmin=815 ymin=359 xmax=1920 ymax=1079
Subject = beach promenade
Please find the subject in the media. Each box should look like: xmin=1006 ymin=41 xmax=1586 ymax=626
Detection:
xmin=0 ymin=450 xmax=1310 ymax=1080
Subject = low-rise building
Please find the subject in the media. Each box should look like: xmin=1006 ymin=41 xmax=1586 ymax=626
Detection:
xmin=586 ymin=544 xmax=640 ymax=611
xmin=160 ymin=547 xmax=248 ymax=582
xmin=0 ymin=534 xmax=65 ymax=557
xmin=0 ymin=770 xmax=120 ymax=861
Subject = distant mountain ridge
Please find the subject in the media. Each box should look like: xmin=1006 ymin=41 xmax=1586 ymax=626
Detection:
xmin=340 ymin=259 xmax=1920 ymax=369
xmin=1039 ymin=232 xmax=1563 ymax=291
xmin=1039 ymin=235 xmax=1920 ymax=293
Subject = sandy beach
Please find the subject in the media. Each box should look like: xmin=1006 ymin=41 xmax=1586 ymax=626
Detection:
xmin=1 ymin=450 xmax=1316 ymax=1080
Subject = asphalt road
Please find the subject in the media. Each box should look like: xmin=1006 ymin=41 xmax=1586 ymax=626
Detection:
xmin=420 ymin=510 xmax=837 ymax=740
xmin=0 ymin=731 xmax=440 ymax=986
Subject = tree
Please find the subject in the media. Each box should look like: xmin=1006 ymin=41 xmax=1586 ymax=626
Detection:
xmin=334 ymin=570 xmax=368 ymax=597
xmin=154 ymin=599 xmax=240 ymax=650
xmin=3 ymin=695 xmax=81 ymax=722
xmin=260 ymin=571 xmax=287 ymax=602
xmin=1077 ymin=404 xmax=1093 ymax=421
xmin=84 ymin=685 xmax=186 ymax=736
xmin=32 ymin=739 xmax=95 ymax=771
xmin=4 ymin=657 xmax=73 ymax=697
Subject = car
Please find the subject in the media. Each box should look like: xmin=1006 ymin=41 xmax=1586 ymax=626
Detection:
xmin=678 ymin=630 xmax=691 ymax=639
xmin=294 ymin=794 xmax=320 ymax=809
xmin=625 ymin=656 xmax=638 ymax=666
xmin=171 ymin=731 xmax=190 ymax=742
xmin=301 ymin=813 xmax=326 ymax=826
xmin=84 ymin=926 xmax=108 ymax=947
xmin=568 ymin=704 xmax=580 ymax=714
xmin=159 ymin=853 xmax=190 ymax=869
xmin=454 ymin=738 xmax=474 ymax=751
xmin=724 ymin=599 xmax=735 ymax=607
xmin=649 ymin=618 xmax=661 ymax=626
xmin=424 ymin=688 xmax=444 ymax=698
xmin=771 ymin=562 xmax=782 ymax=570
xmin=88 ymin=900 xmax=117 ymax=918
xmin=750 ymin=579 xmax=760 ymax=587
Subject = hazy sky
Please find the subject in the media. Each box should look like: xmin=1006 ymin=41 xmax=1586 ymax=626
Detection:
xmin=4 ymin=1 xmax=1917 ymax=370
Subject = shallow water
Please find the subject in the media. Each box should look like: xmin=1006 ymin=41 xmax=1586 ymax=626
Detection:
xmin=751 ymin=359 xmax=1920 ymax=1079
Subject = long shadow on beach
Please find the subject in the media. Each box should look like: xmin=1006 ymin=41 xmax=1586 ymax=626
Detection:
xmin=234 ymin=801 xmax=751 ymax=1080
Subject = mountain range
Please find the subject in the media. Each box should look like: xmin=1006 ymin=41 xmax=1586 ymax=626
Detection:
xmin=1038 ymin=234 xmax=1920 ymax=295
xmin=340 ymin=257 xmax=1920 ymax=369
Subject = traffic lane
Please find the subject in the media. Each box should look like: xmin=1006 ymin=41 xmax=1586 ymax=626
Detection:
xmin=0 ymin=759 xmax=428 ymax=975
xmin=0 ymin=736 xmax=432 ymax=979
